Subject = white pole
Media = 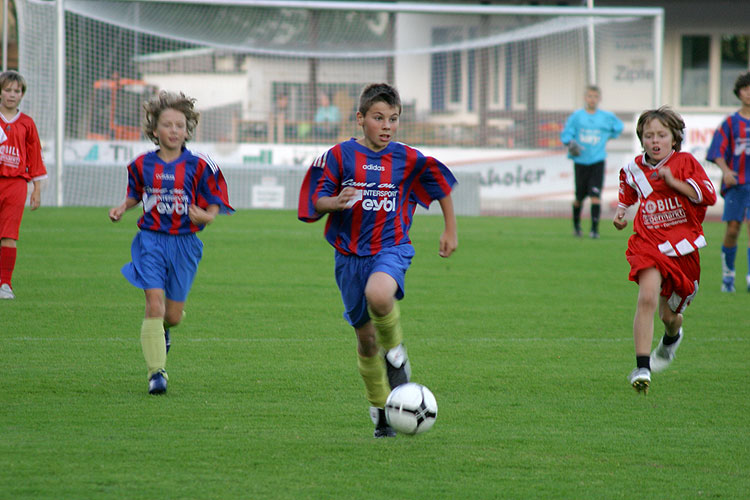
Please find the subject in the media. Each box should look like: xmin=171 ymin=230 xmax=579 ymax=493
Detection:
xmin=2 ymin=0 xmax=8 ymax=71
xmin=587 ymin=0 xmax=596 ymax=85
xmin=56 ymin=0 xmax=64 ymax=206
xmin=653 ymin=11 xmax=663 ymax=107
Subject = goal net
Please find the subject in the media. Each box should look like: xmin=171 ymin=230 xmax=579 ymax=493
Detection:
xmin=17 ymin=0 xmax=662 ymax=215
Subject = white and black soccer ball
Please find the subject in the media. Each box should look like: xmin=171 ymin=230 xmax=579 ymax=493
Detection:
xmin=385 ymin=382 xmax=438 ymax=435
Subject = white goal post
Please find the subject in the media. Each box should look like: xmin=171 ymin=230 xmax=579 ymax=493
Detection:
xmin=18 ymin=0 xmax=663 ymax=215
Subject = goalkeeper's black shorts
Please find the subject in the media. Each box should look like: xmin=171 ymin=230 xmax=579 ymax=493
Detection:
xmin=573 ymin=160 xmax=605 ymax=201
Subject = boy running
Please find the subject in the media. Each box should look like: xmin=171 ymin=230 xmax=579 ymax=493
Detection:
xmin=614 ymin=107 xmax=716 ymax=394
xmin=706 ymin=71 xmax=750 ymax=292
xmin=109 ymin=91 xmax=233 ymax=395
xmin=298 ymin=83 xmax=458 ymax=437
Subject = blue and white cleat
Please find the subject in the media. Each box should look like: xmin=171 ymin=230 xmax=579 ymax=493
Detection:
xmin=148 ymin=370 xmax=168 ymax=395
xmin=721 ymin=275 xmax=735 ymax=293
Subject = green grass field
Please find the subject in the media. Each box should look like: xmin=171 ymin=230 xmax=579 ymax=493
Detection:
xmin=2 ymin=208 xmax=748 ymax=499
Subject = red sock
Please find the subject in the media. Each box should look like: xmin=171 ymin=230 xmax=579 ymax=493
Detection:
xmin=0 ymin=246 xmax=17 ymax=286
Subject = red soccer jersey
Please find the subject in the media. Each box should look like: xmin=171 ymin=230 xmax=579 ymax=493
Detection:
xmin=618 ymin=151 xmax=717 ymax=257
xmin=0 ymin=111 xmax=47 ymax=182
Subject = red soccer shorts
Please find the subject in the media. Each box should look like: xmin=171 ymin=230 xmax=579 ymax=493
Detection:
xmin=0 ymin=177 xmax=28 ymax=240
xmin=626 ymin=234 xmax=701 ymax=313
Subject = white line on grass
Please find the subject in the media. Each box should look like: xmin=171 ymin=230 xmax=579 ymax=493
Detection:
xmin=7 ymin=336 xmax=747 ymax=343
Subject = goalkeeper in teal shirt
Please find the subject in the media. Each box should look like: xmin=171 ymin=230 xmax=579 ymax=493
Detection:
xmin=561 ymin=85 xmax=624 ymax=238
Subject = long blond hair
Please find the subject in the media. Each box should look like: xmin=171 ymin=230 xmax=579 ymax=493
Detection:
xmin=142 ymin=91 xmax=200 ymax=145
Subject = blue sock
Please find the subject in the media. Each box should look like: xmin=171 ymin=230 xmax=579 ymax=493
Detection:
xmin=722 ymin=245 xmax=737 ymax=276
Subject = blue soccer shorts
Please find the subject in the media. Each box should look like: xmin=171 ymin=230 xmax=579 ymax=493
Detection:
xmin=121 ymin=229 xmax=204 ymax=302
xmin=334 ymin=244 xmax=415 ymax=328
xmin=722 ymin=184 xmax=750 ymax=222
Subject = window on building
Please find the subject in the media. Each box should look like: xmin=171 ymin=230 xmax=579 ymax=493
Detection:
xmin=680 ymin=35 xmax=709 ymax=106
xmin=680 ymin=34 xmax=750 ymax=108
xmin=720 ymin=35 xmax=750 ymax=106
xmin=430 ymin=26 xmax=464 ymax=112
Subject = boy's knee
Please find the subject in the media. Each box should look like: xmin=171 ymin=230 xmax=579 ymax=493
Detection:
xmin=366 ymin=293 xmax=393 ymax=317
xmin=164 ymin=312 xmax=182 ymax=327
xmin=637 ymin=291 xmax=659 ymax=312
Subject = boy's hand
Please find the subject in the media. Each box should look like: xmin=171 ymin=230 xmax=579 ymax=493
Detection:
xmin=188 ymin=204 xmax=217 ymax=225
xmin=336 ymin=187 xmax=360 ymax=210
xmin=439 ymin=230 xmax=457 ymax=258
xmin=613 ymin=206 xmax=628 ymax=230
xmin=109 ymin=205 xmax=126 ymax=222
xmin=722 ymin=169 xmax=739 ymax=188
xmin=567 ymin=140 xmax=581 ymax=157
xmin=29 ymin=190 xmax=41 ymax=210
xmin=658 ymin=166 xmax=676 ymax=186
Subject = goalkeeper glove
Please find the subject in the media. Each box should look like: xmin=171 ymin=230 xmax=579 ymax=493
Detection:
xmin=567 ymin=140 xmax=581 ymax=157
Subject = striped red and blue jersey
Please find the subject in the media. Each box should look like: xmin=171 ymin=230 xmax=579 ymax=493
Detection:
xmin=706 ymin=112 xmax=750 ymax=195
xmin=298 ymin=139 xmax=457 ymax=256
xmin=126 ymin=148 xmax=233 ymax=234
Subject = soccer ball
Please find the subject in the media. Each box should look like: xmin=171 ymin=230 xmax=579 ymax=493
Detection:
xmin=384 ymin=382 xmax=438 ymax=435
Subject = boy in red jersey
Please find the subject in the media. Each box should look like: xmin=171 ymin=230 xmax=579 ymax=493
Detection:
xmin=613 ymin=107 xmax=716 ymax=394
xmin=298 ymin=83 xmax=458 ymax=437
xmin=0 ymin=71 xmax=48 ymax=299
xmin=109 ymin=91 xmax=232 ymax=395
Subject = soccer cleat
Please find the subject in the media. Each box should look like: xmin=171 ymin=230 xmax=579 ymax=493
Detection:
xmin=628 ymin=367 xmax=651 ymax=394
xmin=746 ymin=274 xmax=750 ymax=292
xmin=573 ymin=228 xmax=582 ymax=238
xmin=650 ymin=328 xmax=683 ymax=373
xmin=148 ymin=369 xmax=168 ymax=395
xmin=370 ymin=406 xmax=396 ymax=438
xmin=384 ymin=344 xmax=411 ymax=389
xmin=0 ymin=283 xmax=15 ymax=299
xmin=165 ymin=329 xmax=171 ymax=354
xmin=589 ymin=230 xmax=600 ymax=239
xmin=721 ymin=276 xmax=736 ymax=293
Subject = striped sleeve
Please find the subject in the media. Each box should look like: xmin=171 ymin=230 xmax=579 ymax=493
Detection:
xmin=298 ymin=151 xmax=335 ymax=223
xmin=195 ymin=153 xmax=234 ymax=214
xmin=410 ymin=151 xmax=457 ymax=208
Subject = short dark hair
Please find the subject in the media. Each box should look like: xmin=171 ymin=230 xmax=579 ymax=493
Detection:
xmin=636 ymin=106 xmax=685 ymax=152
xmin=0 ymin=70 xmax=27 ymax=95
xmin=733 ymin=71 xmax=750 ymax=98
xmin=358 ymin=83 xmax=401 ymax=116
xmin=585 ymin=85 xmax=601 ymax=94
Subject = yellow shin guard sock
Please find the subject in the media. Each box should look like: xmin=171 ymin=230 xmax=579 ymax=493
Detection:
xmin=357 ymin=352 xmax=390 ymax=408
xmin=369 ymin=302 xmax=403 ymax=351
xmin=141 ymin=318 xmax=167 ymax=378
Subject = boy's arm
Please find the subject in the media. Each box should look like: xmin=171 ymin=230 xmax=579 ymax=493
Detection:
xmin=712 ymin=157 xmax=738 ymax=188
xmin=109 ymin=197 xmax=140 ymax=222
xmin=29 ymin=180 xmax=42 ymax=210
xmin=189 ymin=204 xmax=220 ymax=226
xmin=314 ymin=187 xmax=358 ymax=214
xmin=659 ymin=167 xmax=699 ymax=200
xmin=438 ymin=194 xmax=458 ymax=258
xmin=560 ymin=113 xmax=577 ymax=145
xmin=613 ymin=168 xmax=636 ymax=230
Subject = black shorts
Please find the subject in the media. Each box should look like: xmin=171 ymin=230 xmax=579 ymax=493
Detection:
xmin=574 ymin=161 xmax=605 ymax=201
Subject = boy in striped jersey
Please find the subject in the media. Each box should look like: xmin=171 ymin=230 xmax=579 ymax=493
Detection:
xmin=109 ymin=91 xmax=233 ymax=395
xmin=299 ymin=83 xmax=458 ymax=437
xmin=706 ymin=71 xmax=750 ymax=292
